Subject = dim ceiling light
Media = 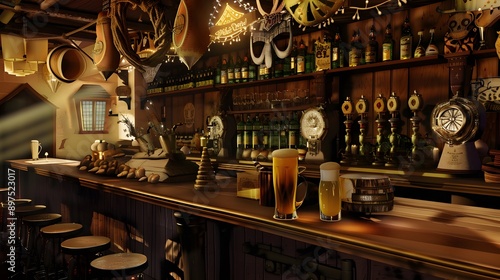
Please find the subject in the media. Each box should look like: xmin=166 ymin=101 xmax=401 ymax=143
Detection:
xmin=1 ymin=34 xmax=48 ymax=77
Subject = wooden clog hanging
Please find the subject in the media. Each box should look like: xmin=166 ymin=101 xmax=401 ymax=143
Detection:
xmin=172 ymin=0 xmax=211 ymax=69
xmin=93 ymin=11 xmax=121 ymax=80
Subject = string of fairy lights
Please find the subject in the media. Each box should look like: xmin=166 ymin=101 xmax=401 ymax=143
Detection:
xmin=165 ymin=0 xmax=408 ymax=63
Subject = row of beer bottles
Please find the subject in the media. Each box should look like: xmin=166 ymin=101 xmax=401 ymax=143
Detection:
xmin=235 ymin=112 xmax=306 ymax=156
xmin=216 ymin=39 xmax=318 ymax=85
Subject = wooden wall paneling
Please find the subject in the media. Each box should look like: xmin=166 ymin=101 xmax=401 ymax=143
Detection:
xmin=244 ymin=227 xmax=257 ymax=279
xmin=164 ymin=96 xmax=173 ymax=130
xmin=193 ymin=91 xmax=206 ymax=132
xmin=142 ymin=201 xmax=156 ymax=271
xmin=408 ymin=63 xmax=449 ymax=140
xmin=391 ymin=68 xmax=410 ymax=136
xmin=231 ymin=225 xmax=246 ymax=279
xmin=473 ymin=57 xmax=499 ymax=80
xmin=171 ymin=94 xmax=194 ymax=135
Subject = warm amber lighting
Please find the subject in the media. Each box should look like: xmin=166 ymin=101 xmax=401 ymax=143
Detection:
xmin=1 ymin=34 xmax=48 ymax=77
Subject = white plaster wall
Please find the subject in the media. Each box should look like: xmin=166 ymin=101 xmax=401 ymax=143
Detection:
xmin=0 ymin=45 xmax=141 ymax=161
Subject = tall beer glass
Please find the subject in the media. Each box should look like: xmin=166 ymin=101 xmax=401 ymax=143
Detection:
xmin=319 ymin=162 xmax=341 ymax=221
xmin=272 ymin=149 xmax=301 ymax=220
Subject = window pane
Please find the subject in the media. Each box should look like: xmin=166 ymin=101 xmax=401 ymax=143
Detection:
xmin=94 ymin=101 xmax=106 ymax=131
xmin=81 ymin=100 xmax=94 ymax=131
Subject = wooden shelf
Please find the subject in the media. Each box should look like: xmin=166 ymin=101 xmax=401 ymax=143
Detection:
xmin=325 ymin=55 xmax=447 ymax=76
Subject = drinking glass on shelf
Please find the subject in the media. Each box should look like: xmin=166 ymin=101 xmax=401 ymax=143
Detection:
xmin=299 ymin=88 xmax=310 ymax=105
xmin=264 ymin=92 xmax=272 ymax=109
xmin=232 ymin=92 xmax=241 ymax=111
xmin=281 ymin=89 xmax=292 ymax=108
xmin=255 ymin=92 xmax=264 ymax=109
xmin=245 ymin=93 xmax=255 ymax=110
xmin=271 ymin=91 xmax=281 ymax=109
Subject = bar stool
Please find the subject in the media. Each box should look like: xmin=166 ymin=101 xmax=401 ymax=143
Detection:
xmin=14 ymin=205 xmax=46 ymax=248
xmin=40 ymin=223 xmax=83 ymax=279
xmin=1 ymin=198 xmax=32 ymax=231
xmin=90 ymin=252 xmax=148 ymax=279
xmin=61 ymin=236 xmax=111 ymax=280
xmin=22 ymin=213 xmax=62 ymax=271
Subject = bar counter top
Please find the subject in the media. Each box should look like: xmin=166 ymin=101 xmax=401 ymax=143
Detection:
xmin=8 ymin=159 xmax=500 ymax=280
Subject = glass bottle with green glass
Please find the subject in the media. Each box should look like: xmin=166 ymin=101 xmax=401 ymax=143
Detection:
xmin=382 ymin=23 xmax=394 ymax=61
xmin=365 ymin=25 xmax=378 ymax=64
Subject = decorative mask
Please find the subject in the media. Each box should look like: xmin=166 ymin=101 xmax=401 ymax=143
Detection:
xmin=448 ymin=12 xmax=475 ymax=40
xmin=250 ymin=0 xmax=292 ymax=68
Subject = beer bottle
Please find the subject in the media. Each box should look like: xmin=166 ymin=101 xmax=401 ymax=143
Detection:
xmin=215 ymin=57 xmax=221 ymax=84
xmin=315 ymin=35 xmax=331 ymax=71
xmin=249 ymin=56 xmax=257 ymax=81
xmin=365 ymin=25 xmax=378 ymax=64
xmin=241 ymin=54 xmax=249 ymax=83
xmin=425 ymin=28 xmax=439 ymax=56
xmin=244 ymin=114 xmax=253 ymax=149
xmin=270 ymin=113 xmax=280 ymax=150
xmin=279 ymin=113 xmax=288 ymax=149
xmin=400 ymin=17 xmax=413 ymax=60
xmin=234 ymin=55 xmax=241 ymax=83
xmin=220 ymin=58 xmax=228 ymax=84
xmin=288 ymin=112 xmax=300 ymax=149
xmin=382 ymin=24 xmax=394 ymax=61
xmin=331 ymin=31 xmax=345 ymax=68
xmin=414 ymin=30 xmax=426 ymax=58
xmin=349 ymin=30 xmax=362 ymax=67
xmin=236 ymin=115 xmax=245 ymax=159
xmin=227 ymin=55 xmax=234 ymax=84
xmin=262 ymin=114 xmax=270 ymax=150
xmin=252 ymin=114 xmax=262 ymax=150
xmin=290 ymin=39 xmax=298 ymax=75
xmin=296 ymin=39 xmax=306 ymax=74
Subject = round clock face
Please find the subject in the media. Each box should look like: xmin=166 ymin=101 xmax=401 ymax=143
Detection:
xmin=431 ymin=96 xmax=483 ymax=145
xmin=435 ymin=106 xmax=465 ymax=133
xmin=300 ymin=107 xmax=327 ymax=140
xmin=209 ymin=115 xmax=224 ymax=137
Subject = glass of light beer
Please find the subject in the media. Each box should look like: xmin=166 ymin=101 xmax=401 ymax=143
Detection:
xmin=272 ymin=149 xmax=305 ymax=220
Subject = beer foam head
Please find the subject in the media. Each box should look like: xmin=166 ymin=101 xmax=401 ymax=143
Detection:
xmin=272 ymin=148 xmax=298 ymax=158
xmin=320 ymin=162 xmax=340 ymax=170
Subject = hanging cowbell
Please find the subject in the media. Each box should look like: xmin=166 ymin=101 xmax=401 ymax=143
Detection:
xmin=93 ymin=11 xmax=121 ymax=80
xmin=172 ymin=0 xmax=211 ymax=69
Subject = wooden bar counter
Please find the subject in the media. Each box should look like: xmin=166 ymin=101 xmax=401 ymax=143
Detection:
xmin=7 ymin=159 xmax=500 ymax=280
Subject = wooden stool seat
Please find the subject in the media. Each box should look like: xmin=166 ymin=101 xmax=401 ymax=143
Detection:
xmin=61 ymin=236 xmax=111 ymax=279
xmin=14 ymin=204 xmax=46 ymax=217
xmin=23 ymin=213 xmax=62 ymax=227
xmin=41 ymin=223 xmax=83 ymax=238
xmin=1 ymin=198 xmax=32 ymax=208
xmin=91 ymin=253 xmax=148 ymax=278
xmin=61 ymin=236 xmax=111 ymax=255
xmin=40 ymin=223 xmax=83 ymax=278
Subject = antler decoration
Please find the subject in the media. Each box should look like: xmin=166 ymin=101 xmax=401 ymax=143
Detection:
xmin=110 ymin=0 xmax=172 ymax=72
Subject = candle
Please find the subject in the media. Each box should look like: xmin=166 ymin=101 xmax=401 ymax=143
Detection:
xmin=200 ymin=136 xmax=207 ymax=147
xmin=351 ymin=144 xmax=358 ymax=155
